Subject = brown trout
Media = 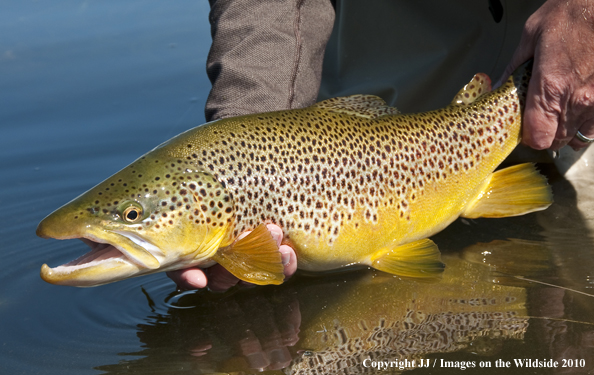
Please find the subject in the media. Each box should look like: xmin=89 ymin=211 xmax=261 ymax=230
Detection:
xmin=37 ymin=61 xmax=552 ymax=287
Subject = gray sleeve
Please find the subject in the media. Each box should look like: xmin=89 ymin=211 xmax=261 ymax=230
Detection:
xmin=205 ymin=0 xmax=335 ymax=121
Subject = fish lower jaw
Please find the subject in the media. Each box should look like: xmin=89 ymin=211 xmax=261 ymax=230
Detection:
xmin=40 ymin=239 xmax=144 ymax=287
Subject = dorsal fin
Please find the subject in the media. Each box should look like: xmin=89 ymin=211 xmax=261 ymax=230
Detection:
xmin=313 ymin=94 xmax=400 ymax=119
xmin=451 ymin=73 xmax=491 ymax=106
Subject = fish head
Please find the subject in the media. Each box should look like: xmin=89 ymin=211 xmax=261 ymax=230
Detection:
xmin=37 ymin=152 xmax=236 ymax=287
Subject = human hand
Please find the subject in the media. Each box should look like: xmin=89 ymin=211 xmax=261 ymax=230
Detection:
xmin=166 ymin=224 xmax=297 ymax=291
xmin=499 ymin=0 xmax=594 ymax=150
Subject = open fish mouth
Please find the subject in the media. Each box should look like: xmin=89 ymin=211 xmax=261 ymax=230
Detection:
xmin=43 ymin=238 xmax=133 ymax=274
xmin=40 ymin=233 xmax=164 ymax=287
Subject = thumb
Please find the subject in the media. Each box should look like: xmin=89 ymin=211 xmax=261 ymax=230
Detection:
xmin=522 ymin=69 xmax=560 ymax=149
xmin=495 ymin=34 xmax=535 ymax=89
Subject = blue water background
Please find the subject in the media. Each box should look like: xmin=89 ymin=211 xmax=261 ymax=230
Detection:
xmin=1 ymin=2 xmax=210 ymax=373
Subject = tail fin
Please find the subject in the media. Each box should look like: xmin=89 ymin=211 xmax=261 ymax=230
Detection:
xmin=462 ymin=163 xmax=553 ymax=219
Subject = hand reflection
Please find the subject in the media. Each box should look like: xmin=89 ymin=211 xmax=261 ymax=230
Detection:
xmin=235 ymin=299 xmax=300 ymax=371
xmin=183 ymin=295 xmax=301 ymax=372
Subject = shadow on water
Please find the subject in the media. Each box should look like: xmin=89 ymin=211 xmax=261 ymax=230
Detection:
xmin=95 ymin=163 xmax=594 ymax=375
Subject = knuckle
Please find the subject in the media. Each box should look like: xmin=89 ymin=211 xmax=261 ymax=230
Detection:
xmin=530 ymin=138 xmax=552 ymax=150
xmin=523 ymin=16 xmax=539 ymax=36
xmin=571 ymin=89 xmax=594 ymax=110
xmin=522 ymin=7 xmax=541 ymax=30
xmin=539 ymin=75 xmax=566 ymax=100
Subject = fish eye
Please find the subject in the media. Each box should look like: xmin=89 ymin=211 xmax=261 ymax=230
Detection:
xmin=119 ymin=202 xmax=144 ymax=223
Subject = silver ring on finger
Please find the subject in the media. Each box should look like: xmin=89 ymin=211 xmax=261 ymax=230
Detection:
xmin=575 ymin=130 xmax=594 ymax=144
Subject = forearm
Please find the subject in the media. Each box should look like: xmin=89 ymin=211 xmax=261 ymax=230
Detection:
xmin=206 ymin=0 xmax=335 ymax=121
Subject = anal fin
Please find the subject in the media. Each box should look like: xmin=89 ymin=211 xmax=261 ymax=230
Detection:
xmin=370 ymin=239 xmax=444 ymax=278
xmin=212 ymin=224 xmax=284 ymax=285
xmin=462 ymin=163 xmax=553 ymax=219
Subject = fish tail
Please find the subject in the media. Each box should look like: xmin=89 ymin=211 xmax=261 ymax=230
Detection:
xmin=462 ymin=163 xmax=553 ymax=219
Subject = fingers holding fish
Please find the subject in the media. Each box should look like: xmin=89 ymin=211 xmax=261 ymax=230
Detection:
xmin=499 ymin=0 xmax=594 ymax=150
xmin=521 ymin=65 xmax=569 ymax=150
xmin=279 ymin=244 xmax=297 ymax=278
xmin=232 ymin=224 xmax=297 ymax=286
xmin=166 ymin=267 xmax=208 ymax=290
xmin=571 ymin=127 xmax=594 ymax=148
xmin=564 ymin=89 xmax=594 ymax=149
xmin=524 ymin=68 xmax=594 ymax=151
xmin=167 ymin=224 xmax=297 ymax=291
xmin=234 ymin=224 xmax=297 ymax=288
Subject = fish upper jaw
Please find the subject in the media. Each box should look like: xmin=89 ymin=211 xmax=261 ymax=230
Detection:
xmin=111 ymin=231 xmax=165 ymax=265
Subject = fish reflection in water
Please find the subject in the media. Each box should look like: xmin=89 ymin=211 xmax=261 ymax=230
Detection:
xmin=288 ymin=256 xmax=528 ymax=374
xmin=95 ymin=161 xmax=594 ymax=375
xmin=98 ymin=254 xmax=530 ymax=374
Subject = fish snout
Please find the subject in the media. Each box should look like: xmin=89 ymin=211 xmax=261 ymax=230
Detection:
xmin=36 ymin=204 xmax=88 ymax=240
xmin=36 ymin=215 xmax=59 ymax=239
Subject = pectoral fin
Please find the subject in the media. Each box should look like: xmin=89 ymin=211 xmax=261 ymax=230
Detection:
xmin=370 ymin=239 xmax=444 ymax=278
xmin=212 ymin=224 xmax=284 ymax=285
xmin=462 ymin=163 xmax=553 ymax=219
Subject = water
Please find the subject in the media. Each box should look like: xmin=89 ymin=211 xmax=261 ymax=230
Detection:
xmin=2 ymin=2 xmax=594 ymax=375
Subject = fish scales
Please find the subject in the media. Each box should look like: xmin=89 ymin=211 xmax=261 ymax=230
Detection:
xmin=36 ymin=61 xmax=551 ymax=286
xmin=158 ymin=71 xmax=526 ymax=270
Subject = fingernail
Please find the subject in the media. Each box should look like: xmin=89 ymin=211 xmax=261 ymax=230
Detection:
xmin=281 ymin=249 xmax=291 ymax=266
xmin=270 ymin=231 xmax=282 ymax=246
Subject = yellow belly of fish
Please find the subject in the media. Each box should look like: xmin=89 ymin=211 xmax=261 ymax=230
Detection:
xmin=288 ymin=167 xmax=491 ymax=272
